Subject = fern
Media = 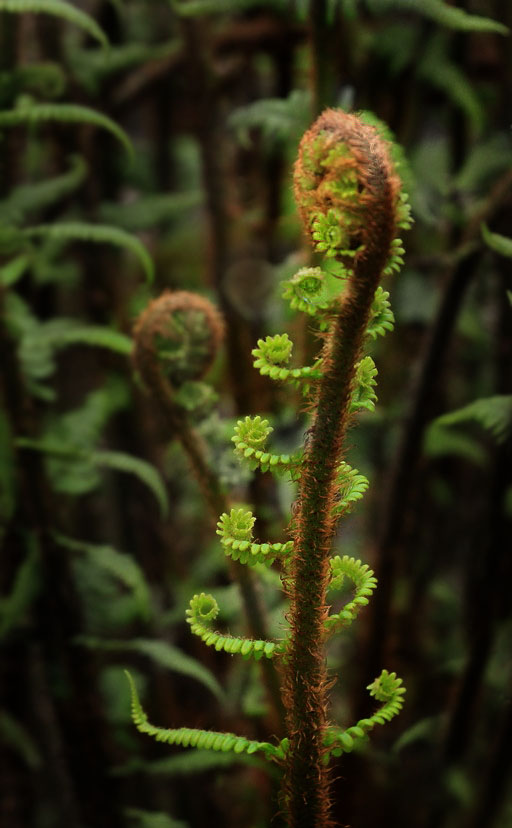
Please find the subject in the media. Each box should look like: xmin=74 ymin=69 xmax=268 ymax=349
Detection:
xmin=70 ymin=40 xmax=181 ymax=93
xmin=482 ymin=223 xmax=512 ymax=259
xmin=231 ymin=415 xmax=302 ymax=476
xmin=0 ymin=103 xmax=133 ymax=158
xmin=323 ymin=670 xmax=406 ymax=760
xmin=0 ymin=0 xmax=109 ymax=46
xmin=252 ymin=334 xmax=323 ymax=388
xmin=186 ymin=593 xmax=283 ymax=660
xmin=365 ymin=0 xmax=508 ymax=35
xmin=53 ymin=533 xmax=151 ymax=620
xmin=433 ymin=396 xmax=512 ymax=445
xmin=99 ymin=191 xmax=202 ymax=232
xmin=366 ymin=286 xmax=395 ymax=340
xmin=324 ymin=555 xmax=377 ymax=634
xmin=21 ymin=222 xmax=153 ymax=282
xmin=0 ymin=155 xmax=87 ymax=225
xmin=350 ymin=356 xmax=378 ymax=414
xmin=217 ymin=507 xmax=293 ymax=567
xmin=125 ymin=670 xmax=280 ymax=759
xmin=229 ymin=90 xmax=311 ymax=149
xmin=331 ymin=462 xmax=369 ymax=519
xmin=0 ymin=534 xmax=40 ymax=639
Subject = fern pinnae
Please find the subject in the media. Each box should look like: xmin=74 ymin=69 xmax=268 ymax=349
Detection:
xmin=217 ymin=508 xmax=294 ymax=568
xmin=124 ymin=671 xmax=280 ymax=760
xmin=232 ymin=416 xmax=302 ymax=477
xmin=0 ymin=103 xmax=133 ymax=158
xmin=0 ymin=155 xmax=87 ymax=225
xmin=0 ymin=0 xmax=109 ymax=46
xmin=21 ymin=223 xmax=153 ymax=282
xmin=325 ymin=555 xmax=377 ymax=634
xmin=186 ymin=594 xmax=283 ymax=660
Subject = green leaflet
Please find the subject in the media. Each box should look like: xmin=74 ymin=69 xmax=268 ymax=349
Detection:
xmin=125 ymin=671 xmax=279 ymax=759
xmin=325 ymin=555 xmax=377 ymax=633
xmin=125 ymin=809 xmax=188 ymax=828
xmin=16 ymin=440 xmax=169 ymax=518
xmin=350 ymin=356 xmax=378 ymax=414
xmin=432 ymin=396 xmax=512 ymax=446
xmin=0 ymin=103 xmax=133 ymax=159
xmin=366 ymin=0 xmax=508 ymax=34
xmin=0 ymin=0 xmax=109 ymax=46
xmin=229 ymin=90 xmax=311 ymax=149
xmin=21 ymin=223 xmax=153 ymax=282
xmin=99 ymin=191 xmax=202 ymax=232
xmin=0 ymin=155 xmax=87 ymax=225
xmin=80 ymin=639 xmax=224 ymax=702
xmin=0 ymin=534 xmax=40 ymax=640
xmin=482 ymin=224 xmax=512 ymax=259
xmin=53 ymin=533 xmax=151 ymax=620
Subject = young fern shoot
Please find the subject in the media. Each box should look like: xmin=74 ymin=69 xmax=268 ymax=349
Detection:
xmin=126 ymin=109 xmax=409 ymax=828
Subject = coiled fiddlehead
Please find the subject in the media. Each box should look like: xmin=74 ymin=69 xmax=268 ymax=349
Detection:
xmin=217 ymin=507 xmax=293 ymax=567
xmin=186 ymin=593 xmax=283 ymax=660
xmin=231 ymin=415 xmax=302 ymax=476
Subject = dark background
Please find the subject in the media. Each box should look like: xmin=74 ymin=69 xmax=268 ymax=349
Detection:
xmin=1 ymin=2 xmax=511 ymax=827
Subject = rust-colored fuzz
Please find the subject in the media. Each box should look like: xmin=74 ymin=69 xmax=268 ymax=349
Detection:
xmin=133 ymin=290 xmax=224 ymax=390
xmin=283 ymin=110 xmax=401 ymax=828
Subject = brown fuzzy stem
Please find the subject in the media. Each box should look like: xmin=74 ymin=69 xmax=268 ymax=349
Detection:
xmin=282 ymin=110 xmax=398 ymax=827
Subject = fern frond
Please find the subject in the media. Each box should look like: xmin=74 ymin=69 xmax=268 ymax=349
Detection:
xmin=324 ymin=669 xmax=405 ymax=759
xmin=366 ymin=0 xmax=508 ymax=35
xmin=281 ymin=267 xmax=332 ymax=317
xmin=482 ymin=223 xmax=512 ymax=259
xmin=186 ymin=593 xmax=283 ymax=660
xmin=229 ymin=89 xmax=311 ymax=149
xmin=0 ymin=0 xmax=109 ymax=46
xmin=0 ymin=155 xmax=87 ymax=225
xmin=324 ymin=555 xmax=377 ymax=634
xmin=231 ymin=416 xmax=302 ymax=477
xmin=0 ymin=534 xmax=40 ymax=639
xmin=0 ymin=254 xmax=30 ymax=287
xmin=433 ymin=395 xmax=512 ymax=445
xmin=350 ymin=356 xmax=378 ymax=414
xmin=0 ymin=103 xmax=132 ymax=158
xmin=331 ymin=462 xmax=369 ymax=519
xmin=21 ymin=223 xmax=153 ymax=282
xmin=99 ymin=191 xmax=202 ymax=232
xmin=70 ymin=40 xmax=181 ymax=93
xmin=252 ymin=335 xmax=323 ymax=386
xmin=216 ymin=507 xmax=293 ymax=567
xmin=125 ymin=670 xmax=280 ymax=760
xmin=366 ymin=286 xmax=395 ymax=340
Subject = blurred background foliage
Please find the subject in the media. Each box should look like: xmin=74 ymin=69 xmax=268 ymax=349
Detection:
xmin=0 ymin=1 xmax=511 ymax=827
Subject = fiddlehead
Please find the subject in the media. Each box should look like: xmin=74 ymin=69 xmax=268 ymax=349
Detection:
xmin=186 ymin=593 xmax=284 ymax=660
xmin=252 ymin=334 xmax=323 ymax=389
xmin=217 ymin=507 xmax=293 ymax=567
xmin=331 ymin=461 xmax=369 ymax=520
xmin=231 ymin=415 xmax=302 ymax=477
xmin=325 ymin=555 xmax=377 ymax=635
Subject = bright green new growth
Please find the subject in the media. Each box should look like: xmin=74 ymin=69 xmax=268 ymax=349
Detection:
xmin=127 ymin=112 xmax=408 ymax=822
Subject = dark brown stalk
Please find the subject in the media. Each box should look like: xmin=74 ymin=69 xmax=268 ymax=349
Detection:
xmin=283 ymin=110 xmax=399 ymax=827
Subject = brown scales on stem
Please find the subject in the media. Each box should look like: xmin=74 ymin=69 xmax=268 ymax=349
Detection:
xmin=282 ymin=109 xmax=400 ymax=827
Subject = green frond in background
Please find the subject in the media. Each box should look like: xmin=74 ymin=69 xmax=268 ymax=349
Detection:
xmin=0 ymin=534 xmax=40 ymax=640
xmin=21 ymin=222 xmax=153 ymax=282
xmin=0 ymin=0 xmax=109 ymax=47
xmin=0 ymin=155 xmax=87 ymax=225
xmin=365 ymin=0 xmax=508 ymax=35
xmin=433 ymin=396 xmax=512 ymax=445
xmin=0 ymin=103 xmax=133 ymax=159
xmin=99 ymin=191 xmax=202 ymax=232
xmin=229 ymin=90 xmax=311 ymax=149
xmin=481 ymin=224 xmax=512 ymax=259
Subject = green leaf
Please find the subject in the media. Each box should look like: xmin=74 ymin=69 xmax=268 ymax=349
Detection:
xmin=99 ymin=191 xmax=202 ymax=232
xmin=53 ymin=533 xmax=151 ymax=620
xmin=424 ymin=423 xmax=487 ymax=466
xmin=22 ymin=223 xmax=153 ymax=282
xmin=482 ymin=224 xmax=512 ymax=259
xmin=0 ymin=254 xmax=31 ymax=286
xmin=92 ymin=451 xmax=168 ymax=518
xmin=433 ymin=396 xmax=512 ymax=444
xmin=0 ymin=0 xmax=109 ymax=46
xmin=80 ymin=638 xmax=224 ymax=702
xmin=0 ymin=535 xmax=40 ymax=639
xmin=0 ymin=155 xmax=87 ymax=225
xmin=229 ymin=90 xmax=311 ymax=149
xmin=0 ymin=103 xmax=133 ymax=158
xmin=367 ymin=0 xmax=508 ymax=34
xmin=125 ymin=809 xmax=188 ymax=828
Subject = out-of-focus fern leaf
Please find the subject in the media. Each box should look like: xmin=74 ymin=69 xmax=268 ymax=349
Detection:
xmin=454 ymin=135 xmax=512 ymax=195
xmin=99 ymin=191 xmax=202 ymax=231
xmin=91 ymin=451 xmax=169 ymax=518
xmin=418 ymin=36 xmax=484 ymax=130
xmin=170 ymin=0 xmax=273 ymax=16
xmin=229 ymin=90 xmax=311 ymax=149
xmin=0 ymin=0 xmax=109 ymax=46
xmin=0 ymin=155 xmax=87 ymax=225
xmin=424 ymin=423 xmax=486 ymax=466
xmin=0 ymin=409 xmax=16 ymax=544
xmin=366 ymin=0 xmax=508 ymax=34
xmin=125 ymin=809 xmax=188 ymax=828
xmin=482 ymin=224 xmax=512 ymax=259
xmin=433 ymin=396 xmax=512 ymax=445
xmin=53 ymin=533 xmax=151 ymax=620
xmin=70 ymin=40 xmax=181 ymax=93
xmin=80 ymin=638 xmax=224 ymax=701
xmin=0 ymin=711 xmax=41 ymax=768
xmin=116 ymin=748 xmax=262 ymax=777
xmin=0 ymin=535 xmax=40 ymax=639
xmin=0 ymin=62 xmax=67 ymax=104
xmin=21 ymin=222 xmax=153 ymax=282
xmin=0 ymin=254 xmax=30 ymax=286
xmin=0 ymin=103 xmax=133 ymax=158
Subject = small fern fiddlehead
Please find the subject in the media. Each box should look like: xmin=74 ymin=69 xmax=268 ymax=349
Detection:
xmin=217 ymin=507 xmax=293 ymax=567
xmin=231 ymin=415 xmax=302 ymax=476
